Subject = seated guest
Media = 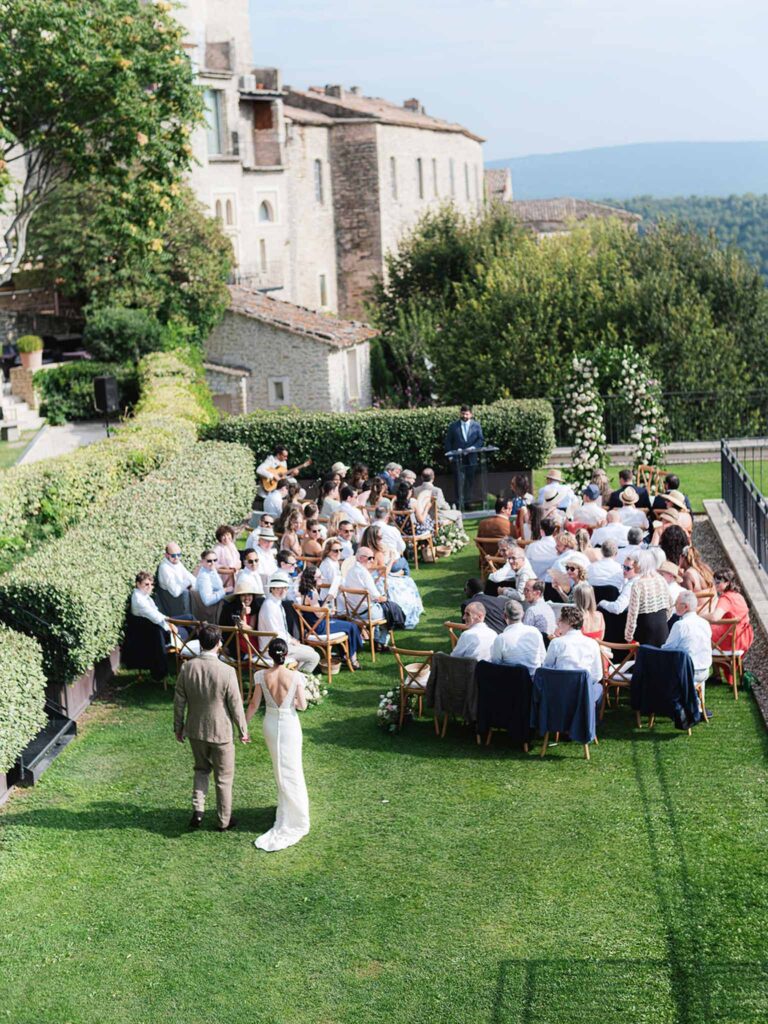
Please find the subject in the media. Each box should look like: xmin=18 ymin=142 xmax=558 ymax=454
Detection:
xmin=587 ymin=540 xmax=625 ymax=591
xmin=379 ymin=462 xmax=403 ymax=494
xmin=362 ymin=526 xmax=423 ymax=628
xmin=516 ymin=497 xmax=545 ymax=543
xmin=343 ymin=547 xmax=407 ymax=648
xmin=400 ymin=469 xmax=418 ymax=488
xmin=452 ymin=602 xmax=496 ymax=661
xmin=478 ymin=497 xmax=514 ymax=540
xmin=280 ymin=509 xmax=304 ymax=559
xmin=543 ymin=605 xmax=603 ymax=688
xmin=573 ymin=582 xmax=605 ymax=642
xmin=617 ymin=488 xmax=649 ymax=530
xmin=366 ymin=476 xmax=391 ymax=511
xmin=622 ymin=526 xmax=646 ymax=565
xmin=662 ymin=590 xmax=713 ymax=713
xmin=255 ymin=527 xmax=278 ymax=585
xmin=650 ymin=508 xmax=688 ymax=545
xmin=245 ymin=513 xmax=276 ymax=551
xmin=213 ymin=525 xmax=241 ymax=593
xmin=258 ymin=572 xmax=320 ymax=673
xmin=373 ymin=505 xmax=410 ymax=574
xmin=350 ymin=462 xmax=369 ymax=490
xmin=591 ymin=468 xmax=612 ymax=506
xmin=490 ymin=599 xmax=545 ymax=677
xmin=414 ymin=467 xmax=462 ymax=526
xmin=607 ymin=469 xmax=651 ymax=510
xmin=598 ymin=553 xmax=639 ymax=626
xmin=393 ymin=481 xmax=434 ymax=537
xmin=659 ymin=524 xmax=688 ymax=568
xmin=125 ymin=572 xmax=181 ymax=680
xmin=572 ymin=484 xmax=607 ymax=528
xmin=625 ymin=551 xmax=671 ymax=646
xmin=220 ymin=576 xmax=262 ymax=644
xmin=461 ymin=578 xmax=508 ymax=634
xmin=302 ymin=502 xmax=326 ymax=541
xmin=196 ymin=549 xmax=226 ymax=612
xmin=526 ymin=516 xmax=560 ymax=579
xmin=536 ymin=468 xmax=577 ymax=511
xmin=662 ymin=490 xmax=693 ymax=533
xmin=263 ymin=481 xmax=289 ymax=518
xmin=156 ymin=542 xmax=197 ymax=617
xmin=487 ymin=545 xmax=535 ymax=602
xmin=591 ymin=510 xmax=630 ymax=551
xmin=339 ymin=485 xmax=369 ymax=532
xmin=652 ymin=473 xmax=692 ymax=513
xmin=332 ymin=519 xmax=356 ymax=560
xmin=320 ymin=479 xmax=341 ymax=519
xmin=277 ymin=551 xmax=301 ymax=602
xmin=575 ymin=528 xmax=600 ymax=563
xmin=680 ymin=543 xmax=714 ymax=597
xmin=297 ymin=565 xmax=363 ymax=670
xmin=331 ymin=461 xmax=350 ymax=483
xmin=319 ymin=536 xmax=344 ymax=608
xmin=523 ymin=580 xmax=556 ymax=638
xmin=235 ymin=549 xmax=265 ymax=593
xmin=301 ymin=519 xmax=324 ymax=558
xmin=700 ymin=569 xmax=755 ymax=676
xmin=544 ymin=533 xmax=580 ymax=593
xmin=554 ymin=556 xmax=590 ymax=602
xmin=507 ymin=473 xmax=532 ymax=516
xmin=659 ymin=561 xmax=684 ymax=605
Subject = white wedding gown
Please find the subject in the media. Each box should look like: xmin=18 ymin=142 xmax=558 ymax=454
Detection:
xmin=254 ymin=670 xmax=310 ymax=852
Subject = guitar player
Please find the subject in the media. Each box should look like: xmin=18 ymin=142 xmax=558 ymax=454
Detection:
xmin=255 ymin=444 xmax=312 ymax=503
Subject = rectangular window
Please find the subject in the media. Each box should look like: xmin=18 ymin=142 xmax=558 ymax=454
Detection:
xmin=268 ymin=376 xmax=290 ymax=406
xmin=449 ymin=158 xmax=456 ymax=198
xmin=390 ymin=156 xmax=398 ymax=199
xmin=464 ymin=162 xmax=471 ymax=200
xmin=416 ymin=158 xmax=424 ymax=199
xmin=474 ymin=165 xmax=480 ymax=201
xmin=432 ymin=158 xmax=438 ymax=197
xmin=319 ymin=273 xmax=328 ymax=307
xmin=314 ymin=159 xmax=324 ymax=203
xmin=346 ymin=348 xmax=360 ymax=401
xmin=204 ymin=89 xmax=225 ymax=156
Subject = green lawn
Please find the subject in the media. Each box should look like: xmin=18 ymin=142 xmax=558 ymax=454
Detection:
xmin=0 ymin=428 xmax=39 ymax=470
xmin=1 ymin=538 xmax=767 ymax=1023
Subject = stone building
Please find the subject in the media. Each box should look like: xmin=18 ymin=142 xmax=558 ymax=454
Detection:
xmin=505 ymin=195 xmax=640 ymax=237
xmin=205 ymin=285 xmax=376 ymax=414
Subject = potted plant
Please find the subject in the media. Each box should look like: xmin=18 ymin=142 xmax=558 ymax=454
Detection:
xmin=16 ymin=334 xmax=44 ymax=371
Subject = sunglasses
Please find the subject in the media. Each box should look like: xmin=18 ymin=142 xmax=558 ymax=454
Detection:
xmin=365 ymin=555 xmax=375 ymax=561
xmin=331 ymin=547 xmax=342 ymax=553
xmin=168 ymin=552 xmax=181 ymax=559
xmin=246 ymin=558 xmax=258 ymax=564
xmin=205 ymin=558 xmax=217 ymax=564
xmin=565 ymin=565 xmax=578 ymax=572
xmin=623 ymin=564 xmax=633 ymax=571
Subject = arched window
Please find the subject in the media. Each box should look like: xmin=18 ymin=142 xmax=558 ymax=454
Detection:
xmin=214 ymin=199 xmax=223 ymax=222
xmin=390 ymin=156 xmax=398 ymax=200
xmin=225 ymin=199 xmax=234 ymax=225
xmin=258 ymin=200 xmax=274 ymax=223
xmin=314 ymin=159 xmax=324 ymax=203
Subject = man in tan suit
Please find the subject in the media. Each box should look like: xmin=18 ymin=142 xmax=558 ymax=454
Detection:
xmin=174 ymin=624 xmax=250 ymax=831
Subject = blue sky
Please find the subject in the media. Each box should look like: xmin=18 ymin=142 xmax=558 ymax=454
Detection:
xmin=251 ymin=0 xmax=768 ymax=160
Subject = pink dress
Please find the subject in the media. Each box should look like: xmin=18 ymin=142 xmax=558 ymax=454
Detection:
xmin=215 ymin=541 xmax=241 ymax=593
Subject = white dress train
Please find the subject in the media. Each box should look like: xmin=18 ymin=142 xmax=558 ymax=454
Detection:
xmin=254 ymin=670 xmax=310 ymax=852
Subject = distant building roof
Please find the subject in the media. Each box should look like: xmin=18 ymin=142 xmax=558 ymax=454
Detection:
xmin=228 ymin=286 xmax=378 ymax=349
xmin=283 ymin=104 xmax=335 ymax=127
xmin=508 ymin=197 xmax=641 ymax=230
xmin=485 ymin=168 xmax=513 ymax=202
xmin=285 ymin=87 xmax=484 ymax=143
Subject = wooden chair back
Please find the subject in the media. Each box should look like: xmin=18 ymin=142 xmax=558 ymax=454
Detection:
xmin=293 ymin=602 xmax=331 ymax=643
xmin=598 ymin=640 xmax=638 ymax=718
xmin=636 ymin=465 xmax=666 ymax=496
xmin=711 ymin=617 xmax=743 ymax=699
xmin=166 ymin=617 xmax=202 ymax=675
xmin=443 ymin=620 xmax=468 ymax=650
xmin=339 ymin=586 xmax=387 ymax=661
xmin=392 ymin=508 xmax=435 ymax=569
xmin=694 ymin=587 xmax=716 ymax=614
xmin=391 ymin=646 xmax=435 ymax=728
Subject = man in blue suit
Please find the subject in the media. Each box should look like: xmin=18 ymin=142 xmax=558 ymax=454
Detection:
xmin=445 ymin=404 xmax=485 ymax=508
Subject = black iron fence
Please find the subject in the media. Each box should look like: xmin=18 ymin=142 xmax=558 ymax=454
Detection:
xmin=549 ymin=391 xmax=768 ymax=447
xmin=721 ymin=440 xmax=768 ymax=571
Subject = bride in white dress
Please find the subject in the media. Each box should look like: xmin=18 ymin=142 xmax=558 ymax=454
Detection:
xmin=246 ymin=637 xmax=310 ymax=851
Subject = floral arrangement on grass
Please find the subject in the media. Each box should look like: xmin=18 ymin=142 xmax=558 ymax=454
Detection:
xmin=301 ymin=671 xmax=328 ymax=706
xmin=434 ymin=520 xmax=469 ymax=554
xmin=377 ymin=688 xmax=404 ymax=732
xmin=561 ymin=356 xmax=607 ymax=493
xmin=618 ymin=347 xmax=669 ymax=469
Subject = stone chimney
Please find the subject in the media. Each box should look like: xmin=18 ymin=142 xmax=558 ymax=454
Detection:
xmin=403 ymin=98 xmax=424 ymax=113
xmin=349 ymin=85 xmax=361 ymax=96
xmin=325 ymin=85 xmax=344 ymax=99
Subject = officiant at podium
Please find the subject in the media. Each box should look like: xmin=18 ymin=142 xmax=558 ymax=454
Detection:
xmin=445 ymin=404 xmax=485 ymax=508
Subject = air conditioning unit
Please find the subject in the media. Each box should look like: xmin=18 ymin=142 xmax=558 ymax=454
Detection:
xmin=238 ymin=74 xmax=256 ymax=93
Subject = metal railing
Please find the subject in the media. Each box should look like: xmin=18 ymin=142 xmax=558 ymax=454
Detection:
xmin=721 ymin=439 xmax=768 ymax=570
xmin=549 ymin=390 xmax=768 ymax=447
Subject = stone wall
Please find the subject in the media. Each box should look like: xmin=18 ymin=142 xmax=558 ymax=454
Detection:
xmin=328 ymin=122 xmax=383 ymax=318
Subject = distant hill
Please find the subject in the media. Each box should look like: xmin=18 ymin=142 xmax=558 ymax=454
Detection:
xmin=487 ymin=141 xmax=768 ymax=200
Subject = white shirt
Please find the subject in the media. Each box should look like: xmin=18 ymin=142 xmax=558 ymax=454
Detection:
xmin=263 ymin=490 xmax=285 ymax=516
xmin=343 ymin=560 xmax=381 ymax=603
xmin=339 ymin=500 xmax=367 ymax=527
xmin=543 ymin=629 xmax=603 ymax=686
xmin=320 ymin=498 xmax=341 ymax=518
xmin=524 ymin=599 xmax=556 ymax=637
xmin=452 ymin=622 xmax=496 ymax=662
xmin=196 ymin=566 xmax=225 ymax=607
xmin=257 ymin=595 xmax=291 ymax=646
xmin=618 ymin=543 xmax=645 ymax=565
xmin=490 ymin=622 xmax=545 ymax=676
xmin=573 ymin=501 xmax=607 ymax=527
xmin=666 ymin=580 xmax=683 ymax=605
xmin=489 ymin=558 xmax=535 ymax=602
xmin=256 ymin=455 xmax=287 ymax=496
xmin=618 ymin=507 xmax=649 ymax=530
xmin=598 ymin=576 xmax=636 ymax=615
xmin=587 ymin=557 xmax=625 ymax=590
xmin=319 ymin=556 xmax=342 ymax=611
xmin=234 ymin=566 xmax=265 ymax=594
xmin=525 ymin=536 xmax=559 ymax=578
xmin=157 ymin=558 xmax=197 ymax=598
xmin=130 ymin=588 xmax=167 ymax=627
xmin=536 ymin=484 xmax=578 ymax=511
xmin=255 ymin=546 xmax=277 ymax=583
xmin=376 ymin=522 xmax=405 ymax=555
xmin=663 ymin=611 xmax=713 ymax=676
xmin=591 ymin=522 xmax=630 ymax=550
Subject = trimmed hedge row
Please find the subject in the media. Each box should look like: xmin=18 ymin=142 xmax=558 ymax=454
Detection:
xmin=0 ymin=625 xmax=47 ymax=774
xmin=202 ymin=399 xmax=555 ymax=474
xmin=0 ymin=440 xmax=255 ymax=687
xmin=34 ymin=361 xmax=140 ymax=425
xmin=0 ymin=349 xmax=216 ymax=540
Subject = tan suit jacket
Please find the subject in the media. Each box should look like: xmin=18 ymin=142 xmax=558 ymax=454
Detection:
xmin=414 ymin=482 xmax=448 ymax=510
xmin=174 ymin=652 xmax=248 ymax=744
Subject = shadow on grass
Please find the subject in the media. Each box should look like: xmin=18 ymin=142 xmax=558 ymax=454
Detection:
xmin=2 ymin=801 xmax=276 ymax=838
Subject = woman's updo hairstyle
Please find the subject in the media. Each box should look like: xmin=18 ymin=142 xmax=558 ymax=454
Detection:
xmin=268 ymin=637 xmax=289 ymax=665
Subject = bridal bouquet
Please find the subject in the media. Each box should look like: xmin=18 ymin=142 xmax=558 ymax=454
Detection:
xmin=376 ymin=689 xmax=403 ymax=732
xmin=434 ymin=520 xmax=469 ymax=555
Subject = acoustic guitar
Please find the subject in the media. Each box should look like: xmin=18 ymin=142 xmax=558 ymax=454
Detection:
xmin=259 ymin=458 xmax=313 ymax=492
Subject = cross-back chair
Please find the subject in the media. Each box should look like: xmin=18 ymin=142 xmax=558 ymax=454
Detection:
xmin=443 ymin=620 xmax=468 ymax=650
xmin=711 ymin=617 xmax=744 ymax=700
xmin=391 ymin=509 xmax=435 ymax=570
xmin=636 ymin=464 xmax=666 ymax=497
xmin=598 ymin=640 xmax=638 ymax=718
xmin=293 ymin=602 xmax=354 ymax=687
xmin=391 ymin=647 xmax=434 ymax=729
xmin=339 ymin=586 xmax=389 ymax=661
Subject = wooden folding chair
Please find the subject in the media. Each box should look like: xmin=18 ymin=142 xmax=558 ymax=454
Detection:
xmin=474 ymin=536 xmax=499 ymax=575
xmin=236 ymin=627 xmax=280 ymax=703
xmin=339 ymin=586 xmax=389 ymax=661
xmin=392 ymin=509 xmax=435 ymax=571
xmin=636 ymin=465 xmax=666 ymax=497
xmin=293 ymin=602 xmax=354 ymax=687
xmin=443 ymin=620 xmax=468 ymax=650
xmin=391 ymin=647 xmax=434 ymax=729
xmin=711 ymin=617 xmax=744 ymax=700
xmin=166 ymin=617 xmax=203 ymax=683
xmin=694 ymin=587 xmax=716 ymax=614
xmin=599 ymin=640 xmax=638 ymax=718
xmin=217 ymin=623 xmax=246 ymax=701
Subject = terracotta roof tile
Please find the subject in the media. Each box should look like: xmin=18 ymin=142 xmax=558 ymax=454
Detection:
xmin=228 ymin=286 xmax=378 ymax=349
xmin=283 ymin=104 xmax=335 ymax=127
xmin=508 ymin=197 xmax=641 ymax=225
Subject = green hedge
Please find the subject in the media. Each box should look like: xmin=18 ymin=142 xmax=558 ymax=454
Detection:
xmin=0 ymin=349 xmax=216 ymax=542
xmin=0 ymin=441 xmax=255 ymax=687
xmin=202 ymin=399 xmax=555 ymax=474
xmin=0 ymin=625 xmax=47 ymax=774
xmin=34 ymin=361 xmax=140 ymax=425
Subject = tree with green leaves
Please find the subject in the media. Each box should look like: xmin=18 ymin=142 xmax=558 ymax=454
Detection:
xmin=0 ymin=0 xmax=203 ymax=284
